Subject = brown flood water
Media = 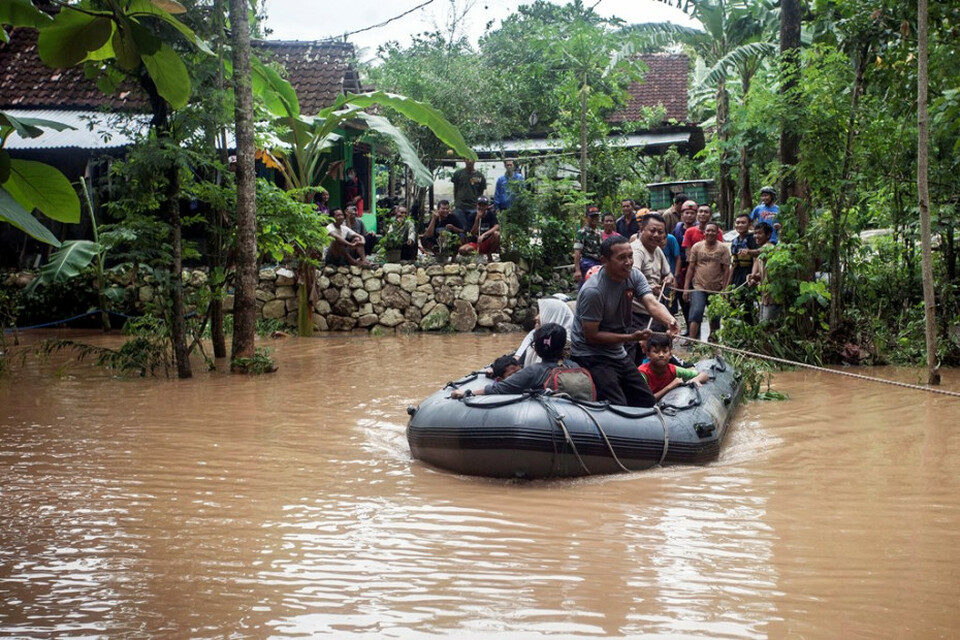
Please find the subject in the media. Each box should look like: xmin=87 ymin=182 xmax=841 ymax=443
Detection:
xmin=2 ymin=331 xmax=960 ymax=639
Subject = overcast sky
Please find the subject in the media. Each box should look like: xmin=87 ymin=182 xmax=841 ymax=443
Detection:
xmin=261 ymin=0 xmax=697 ymax=61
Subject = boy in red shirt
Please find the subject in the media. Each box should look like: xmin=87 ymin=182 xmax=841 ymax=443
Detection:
xmin=638 ymin=334 xmax=709 ymax=400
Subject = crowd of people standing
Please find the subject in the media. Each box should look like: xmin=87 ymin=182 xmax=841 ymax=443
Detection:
xmin=572 ymin=187 xmax=782 ymax=347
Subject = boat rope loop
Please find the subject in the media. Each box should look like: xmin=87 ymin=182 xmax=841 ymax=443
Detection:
xmin=654 ymin=406 xmax=670 ymax=467
xmin=536 ymin=395 xmax=592 ymax=476
xmin=681 ymin=336 xmax=960 ymax=399
xmin=543 ymin=392 xmax=651 ymax=474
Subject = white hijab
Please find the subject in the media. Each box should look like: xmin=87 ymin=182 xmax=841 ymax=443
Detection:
xmin=515 ymin=298 xmax=575 ymax=367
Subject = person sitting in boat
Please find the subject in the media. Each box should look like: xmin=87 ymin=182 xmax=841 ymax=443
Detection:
xmin=488 ymin=354 xmax=522 ymax=381
xmin=638 ymin=333 xmax=709 ymax=401
xmin=452 ymin=323 xmax=576 ymax=398
xmin=570 ymin=235 xmax=680 ymax=408
xmin=514 ymin=297 xmax=574 ymax=367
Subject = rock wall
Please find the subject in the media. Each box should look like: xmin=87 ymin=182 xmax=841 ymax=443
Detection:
xmin=3 ymin=262 xmax=533 ymax=334
xmin=248 ymin=262 xmax=524 ymax=334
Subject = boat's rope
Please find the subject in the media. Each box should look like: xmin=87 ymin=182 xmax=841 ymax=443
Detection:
xmin=681 ymin=336 xmax=960 ymax=399
xmin=567 ymin=398 xmax=632 ymax=473
xmin=654 ymin=406 xmax=670 ymax=467
xmin=536 ymin=396 xmax=591 ymax=475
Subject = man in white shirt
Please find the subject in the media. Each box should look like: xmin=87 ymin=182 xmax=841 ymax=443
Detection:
xmin=325 ymin=208 xmax=368 ymax=266
xmin=628 ymin=212 xmax=676 ymax=363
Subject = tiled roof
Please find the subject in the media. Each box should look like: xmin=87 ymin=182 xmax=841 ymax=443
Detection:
xmin=608 ymin=53 xmax=689 ymax=124
xmin=0 ymin=28 xmax=147 ymax=110
xmin=253 ymin=40 xmax=360 ymax=115
xmin=0 ymin=29 xmax=360 ymax=114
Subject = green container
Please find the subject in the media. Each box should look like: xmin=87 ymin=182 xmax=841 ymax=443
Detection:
xmin=647 ymin=180 xmax=716 ymax=210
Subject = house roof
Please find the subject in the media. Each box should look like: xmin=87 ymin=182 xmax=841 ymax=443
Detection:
xmin=0 ymin=28 xmax=147 ymax=111
xmin=252 ymin=39 xmax=361 ymax=115
xmin=609 ymin=53 xmax=689 ymax=124
xmin=2 ymin=109 xmax=150 ymax=149
xmin=0 ymin=28 xmax=360 ymax=115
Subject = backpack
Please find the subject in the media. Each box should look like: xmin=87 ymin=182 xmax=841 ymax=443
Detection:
xmin=543 ymin=364 xmax=596 ymax=402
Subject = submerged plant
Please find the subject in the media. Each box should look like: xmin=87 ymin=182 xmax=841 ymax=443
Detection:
xmin=230 ymin=347 xmax=277 ymax=374
xmin=37 ymin=316 xmax=173 ymax=377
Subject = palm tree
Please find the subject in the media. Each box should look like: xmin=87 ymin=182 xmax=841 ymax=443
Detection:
xmin=645 ymin=0 xmax=777 ymax=222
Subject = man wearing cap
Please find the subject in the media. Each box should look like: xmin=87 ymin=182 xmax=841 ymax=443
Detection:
xmin=459 ymin=197 xmax=500 ymax=258
xmin=750 ymin=186 xmax=781 ymax=244
xmin=573 ymin=205 xmax=604 ymax=287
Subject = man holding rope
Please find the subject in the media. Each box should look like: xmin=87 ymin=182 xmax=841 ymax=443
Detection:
xmin=683 ymin=222 xmax=731 ymax=342
xmin=629 ymin=212 xmax=675 ymax=364
xmin=571 ymin=235 xmax=680 ymax=408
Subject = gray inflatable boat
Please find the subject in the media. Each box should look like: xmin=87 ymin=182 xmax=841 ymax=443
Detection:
xmin=406 ymin=356 xmax=743 ymax=479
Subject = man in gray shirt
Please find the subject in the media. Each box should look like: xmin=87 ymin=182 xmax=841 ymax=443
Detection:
xmin=571 ymin=236 xmax=680 ymax=407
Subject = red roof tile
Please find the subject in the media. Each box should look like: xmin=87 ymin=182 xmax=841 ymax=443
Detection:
xmin=609 ymin=53 xmax=689 ymax=124
xmin=0 ymin=28 xmax=147 ymax=110
xmin=253 ymin=40 xmax=360 ymax=115
xmin=0 ymin=29 xmax=359 ymax=114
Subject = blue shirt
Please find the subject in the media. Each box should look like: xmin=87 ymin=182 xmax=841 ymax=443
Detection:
xmin=663 ymin=233 xmax=680 ymax=274
xmin=750 ymin=204 xmax=780 ymax=243
xmin=494 ymin=171 xmax=523 ymax=210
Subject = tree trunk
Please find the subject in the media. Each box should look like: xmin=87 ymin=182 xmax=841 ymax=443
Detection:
xmin=229 ymin=0 xmax=258 ymax=368
xmin=166 ymin=163 xmax=191 ymax=379
xmin=737 ymin=73 xmax=753 ymax=214
xmin=715 ymin=80 xmax=735 ymax=227
xmin=828 ymin=48 xmax=868 ymax=332
xmin=208 ymin=0 xmax=228 ymax=359
xmin=139 ymin=72 xmax=190 ymax=377
xmin=580 ymin=75 xmax=588 ymax=194
xmin=917 ymin=0 xmax=939 ymax=384
xmin=778 ymin=0 xmax=806 ymax=234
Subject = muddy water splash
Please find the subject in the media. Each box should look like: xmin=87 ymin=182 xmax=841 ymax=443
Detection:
xmin=2 ymin=332 xmax=960 ymax=638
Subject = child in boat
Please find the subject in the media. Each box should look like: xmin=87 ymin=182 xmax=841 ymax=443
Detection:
xmin=489 ymin=354 xmax=522 ymax=380
xmin=452 ymin=323 xmax=577 ymax=398
xmin=637 ymin=333 xmax=709 ymax=400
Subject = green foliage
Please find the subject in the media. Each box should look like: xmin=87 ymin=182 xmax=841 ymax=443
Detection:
xmin=500 ymin=172 xmax=584 ymax=277
xmin=34 ymin=0 xmax=209 ymax=109
xmin=0 ymin=112 xmax=81 ymax=245
xmin=37 ymin=315 xmax=173 ymax=377
xmin=370 ymin=33 xmax=505 ymax=159
xmin=254 ymin=179 xmax=329 ymax=263
xmin=231 ymin=346 xmax=277 ymax=374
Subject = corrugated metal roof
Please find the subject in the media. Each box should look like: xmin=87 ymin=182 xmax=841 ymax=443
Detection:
xmin=3 ymin=109 xmax=150 ymax=150
xmin=477 ymin=131 xmax=693 ymax=154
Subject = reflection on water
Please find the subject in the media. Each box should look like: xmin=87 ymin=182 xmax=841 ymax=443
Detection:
xmin=2 ymin=332 xmax=960 ymax=638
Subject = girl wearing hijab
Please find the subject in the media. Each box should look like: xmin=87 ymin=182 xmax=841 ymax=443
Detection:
xmin=514 ymin=297 xmax=574 ymax=367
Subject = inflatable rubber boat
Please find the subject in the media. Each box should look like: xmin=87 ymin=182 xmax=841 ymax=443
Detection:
xmin=406 ymin=356 xmax=742 ymax=479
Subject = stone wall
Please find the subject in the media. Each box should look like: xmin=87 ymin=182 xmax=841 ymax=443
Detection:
xmin=3 ymin=262 xmax=531 ymax=334
xmin=251 ymin=262 xmax=524 ymax=334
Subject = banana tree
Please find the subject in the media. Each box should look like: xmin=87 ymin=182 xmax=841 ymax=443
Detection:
xmin=0 ymin=111 xmax=80 ymax=246
xmin=253 ymin=62 xmax=476 ymax=335
xmin=255 ymin=63 xmax=476 ymax=192
xmin=26 ymin=178 xmax=131 ymax=331
xmin=646 ymin=0 xmax=778 ymax=221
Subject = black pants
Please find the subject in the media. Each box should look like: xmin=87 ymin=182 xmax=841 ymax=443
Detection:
xmin=629 ymin=311 xmax=667 ymax=366
xmin=575 ymin=353 xmax=656 ymax=408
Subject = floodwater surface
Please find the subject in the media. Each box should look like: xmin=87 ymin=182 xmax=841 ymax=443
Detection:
xmin=2 ymin=331 xmax=960 ymax=638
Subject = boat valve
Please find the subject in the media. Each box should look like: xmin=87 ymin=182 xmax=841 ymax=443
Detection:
xmin=694 ymin=422 xmax=716 ymax=438
xmin=407 ymin=406 xmax=417 ymax=416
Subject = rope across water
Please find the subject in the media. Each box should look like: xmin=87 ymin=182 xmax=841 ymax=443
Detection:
xmin=681 ymin=335 xmax=960 ymax=399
